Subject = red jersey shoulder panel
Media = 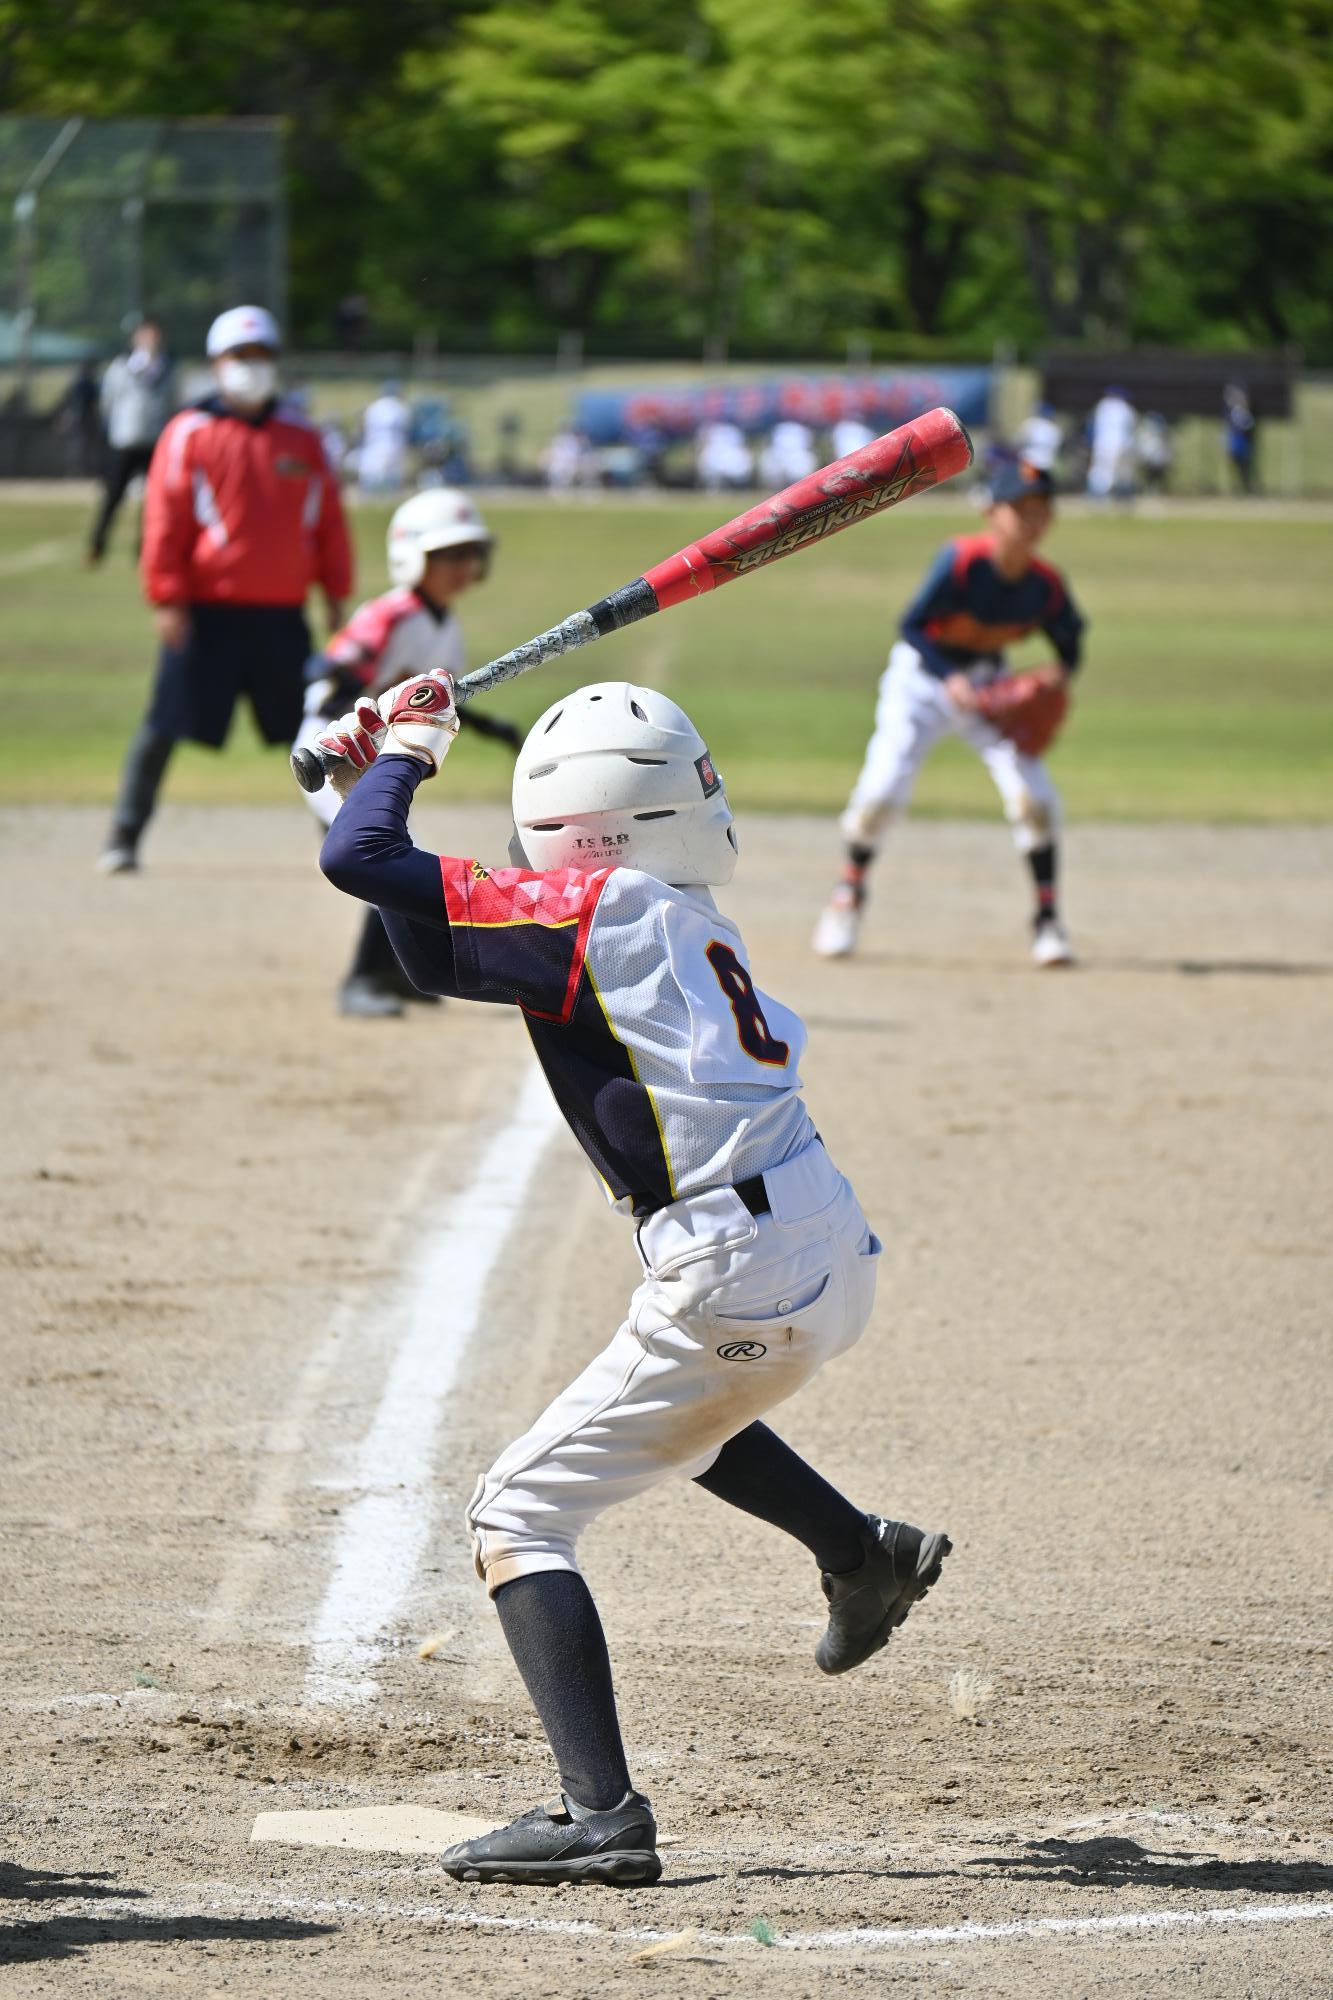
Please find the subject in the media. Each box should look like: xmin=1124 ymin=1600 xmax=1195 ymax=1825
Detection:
xmin=325 ymin=588 xmax=423 ymax=673
xmin=948 ymin=533 xmax=995 ymax=584
xmin=439 ymin=859 xmax=614 ymax=1025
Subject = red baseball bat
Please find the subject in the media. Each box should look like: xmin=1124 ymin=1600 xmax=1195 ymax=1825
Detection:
xmin=292 ymin=405 xmax=971 ymax=791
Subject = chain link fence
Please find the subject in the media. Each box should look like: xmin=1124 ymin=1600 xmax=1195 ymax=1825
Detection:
xmin=1 ymin=116 xmax=285 ymax=380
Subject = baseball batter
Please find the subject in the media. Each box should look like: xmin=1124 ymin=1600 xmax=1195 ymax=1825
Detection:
xmin=294 ymin=488 xmax=518 ymax=1016
xmin=315 ymin=673 xmax=950 ymax=1886
xmin=812 ymin=460 xmax=1086 ymax=967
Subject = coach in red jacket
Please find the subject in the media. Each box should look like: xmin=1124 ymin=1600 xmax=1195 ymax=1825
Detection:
xmin=99 ymin=304 xmax=352 ymax=872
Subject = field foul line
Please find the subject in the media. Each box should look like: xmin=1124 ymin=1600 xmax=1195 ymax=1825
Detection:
xmin=304 ymin=1063 xmax=561 ymax=1707
xmin=47 ymin=1890 xmax=1333 ymax=1952
xmin=204 ymin=1142 xmax=451 ymax=1643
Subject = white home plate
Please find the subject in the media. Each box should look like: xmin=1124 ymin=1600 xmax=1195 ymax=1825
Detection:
xmin=251 ymin=1806 xmax=496 ymax=1854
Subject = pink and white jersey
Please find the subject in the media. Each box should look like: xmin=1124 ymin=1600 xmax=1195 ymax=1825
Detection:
xmin=439 ymin=859 xmax=815 ymax=1209
xmin=323 ymin=586 xmax=467 ymax=693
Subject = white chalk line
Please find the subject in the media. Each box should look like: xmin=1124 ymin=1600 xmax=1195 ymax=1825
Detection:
xmin=42 ymin=1888 xmax=1333 ymax=1953
xmin=304 ymin=1062 xmax=561 ymax=1707
xmin=204 ymin=1141 xmax=450 ymax=1643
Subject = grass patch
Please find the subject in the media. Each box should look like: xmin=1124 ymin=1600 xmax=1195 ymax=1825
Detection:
xmin=1 ymin=498 xmax=1329 ymax=821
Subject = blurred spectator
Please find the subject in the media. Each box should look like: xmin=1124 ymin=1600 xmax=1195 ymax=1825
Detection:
xmin=97 ymin=304 xmax=351 ymax=876
xmin=413 ymin=397 xmax=473 ymax=485
xmin=599 ymin=442 xmax=645 ymax=489
xmin=335 ymin=294 xmax=370 ymax=350
xmin=86 ymin=317 xmax=174 ymax=565
xmin=358 ymin=382 xmax=412 ymax=492
xmin=1014 ymin=401 xmax=1062 ymax=473
xmin=541 ymin=426 xmax=596 ymax=496
xmin=831 ymin=414 xmax=876 ymax=459
xmin=496 ymin=410 xmax=524 ymax=483
xmin=695 ymin=418 xmax=753 ymax=492
xmin=759 ymin=418 xmax=817 ymax=487
xmin=1135 ymin=410 xmax=1173 ymax=495
xmin=55 ymin=360 xmax=102 ymax=477
xmin=1223 ymin=383 xmax=1258 ymax=494
xmin=1086 ymin=385 xmax=1137 ymax=499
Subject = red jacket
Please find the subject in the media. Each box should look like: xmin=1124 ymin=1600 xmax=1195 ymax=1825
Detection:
xmin=141 ymin=397 xmax=353 ymax=609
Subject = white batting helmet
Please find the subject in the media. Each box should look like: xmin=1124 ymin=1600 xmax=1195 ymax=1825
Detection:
xmin=511 ymin=682 xmax=738 ymax=887
xmin=386 ymin=489 xmax=493 ymax=588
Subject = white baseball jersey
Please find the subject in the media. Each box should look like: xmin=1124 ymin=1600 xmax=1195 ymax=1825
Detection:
xmin=432 ymin=861 xmax=817 ymax=1210
xmin=308 ymin=586 xmax=467 ymax=709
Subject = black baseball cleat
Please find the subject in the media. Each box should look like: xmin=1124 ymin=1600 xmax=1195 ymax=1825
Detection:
xmin=441 ymin=1789 xmax=662 ymax=1887
xmin=816 ymin=1515 xmax=952 ymax=1675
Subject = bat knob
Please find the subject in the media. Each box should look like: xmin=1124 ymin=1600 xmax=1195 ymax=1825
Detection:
xmin=290 ymin=745 xmax=328 ymax=793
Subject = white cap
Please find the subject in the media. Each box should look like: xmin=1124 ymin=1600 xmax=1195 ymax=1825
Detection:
xmin=206 ymin=305 xmax=281 ymax=358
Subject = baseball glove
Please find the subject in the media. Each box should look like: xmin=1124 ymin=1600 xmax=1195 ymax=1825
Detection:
xmin=971 ymin=672 xmax=1069 ymax=757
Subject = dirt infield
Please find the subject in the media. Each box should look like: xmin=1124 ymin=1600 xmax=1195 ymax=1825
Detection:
xmin=3 ymin=804 xmax=1331 ymax=1996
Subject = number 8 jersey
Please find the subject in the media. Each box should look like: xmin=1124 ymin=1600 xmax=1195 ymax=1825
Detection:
xmin=437 ymin=856 xmax=814 ymax=1212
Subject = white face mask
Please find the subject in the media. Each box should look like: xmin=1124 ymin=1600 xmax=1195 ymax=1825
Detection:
xmin=217 ymin=357 xmax=277 ymax=407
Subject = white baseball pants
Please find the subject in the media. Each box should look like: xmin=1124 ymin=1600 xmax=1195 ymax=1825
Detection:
xmin=841 ymin=642 xmax=1061 ymax=854
xmin=467 ymin=1141 xmax=880 ymax=1594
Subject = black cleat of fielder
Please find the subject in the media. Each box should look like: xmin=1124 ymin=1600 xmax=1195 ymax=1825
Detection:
xmin=441 ymin=1789 xmax=661 ymax=1887
xmin=815 ymin=1515 xmax=952 ymax=1676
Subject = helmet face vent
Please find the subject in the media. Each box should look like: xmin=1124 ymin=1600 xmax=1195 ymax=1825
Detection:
xmin=543 ymin=710 xmax=564 ymax=734
xmin=633 ymin=809 xmax=676 ymax=822
xmin=590 ymin=694 xmax=602 ymax=702
xmin=531 ymin=821 xmax=565 ymax=831
xmin=630 ymin=700 xmax=648 ymax=721
xmin=527 ymin=762 xmax=557 ymax=779
xmin=626 ymin=756 xmax=667 ymax=766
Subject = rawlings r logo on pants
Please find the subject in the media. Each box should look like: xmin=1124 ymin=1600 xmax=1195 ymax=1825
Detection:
xmin=717 ymin=1340 xmax=767 ymax=1361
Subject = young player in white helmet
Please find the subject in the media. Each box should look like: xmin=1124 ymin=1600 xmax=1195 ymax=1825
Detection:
xmin=314 ymin=670 xmax=951 ymax=1887
xmin=293 ymin=489 xmax=520 ymax=1016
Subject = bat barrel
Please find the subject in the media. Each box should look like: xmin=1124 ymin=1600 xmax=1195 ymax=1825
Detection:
xmin=642 ymin=405 xmax=973 ymax=609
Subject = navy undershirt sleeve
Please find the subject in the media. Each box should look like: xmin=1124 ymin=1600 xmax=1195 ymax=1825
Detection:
xmin=319 ymin=755 xmax=461 ymax=993
xmin=899 ymin=543 xmax=961 ymax=677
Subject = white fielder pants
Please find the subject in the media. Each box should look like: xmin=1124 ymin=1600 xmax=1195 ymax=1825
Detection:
xmin=841 ymin=641 xmax=1061 ymax=854
xmin=467 ymin=1141 xmax=881 ymax=1594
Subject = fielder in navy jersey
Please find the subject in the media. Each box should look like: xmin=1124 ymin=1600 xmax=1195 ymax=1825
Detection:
xmin=313 ymin=672 xmax=951 ymax=1886
xmin=813 ymin=460 xmax=1087 ymax=967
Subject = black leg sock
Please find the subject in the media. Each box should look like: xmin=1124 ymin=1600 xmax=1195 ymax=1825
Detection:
xmin=840 ymin=841 xmax=876 ymax=906
xmin=1027 ymin=841 xmax=1058 ymax=924
xmin=492 ymin=1571 xmax=632 ymax=1811
xmin=693 ymin=1422 xmax=868 ymax=1573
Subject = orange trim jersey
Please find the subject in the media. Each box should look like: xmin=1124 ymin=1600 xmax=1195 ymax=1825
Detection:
xmin=901 ymin=533 xmax=1085 ymax=679
xmin=320 ymin=757 xmax=815 ymax=1212
xmin=141 ymin=396 xmax=352 ymax=609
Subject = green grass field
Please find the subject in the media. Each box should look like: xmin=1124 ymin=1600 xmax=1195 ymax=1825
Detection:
xmin=1 ymin=494 xmax=1329 ymax=821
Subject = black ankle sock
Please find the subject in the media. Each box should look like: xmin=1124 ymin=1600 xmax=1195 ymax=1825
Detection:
xmin=840 ymin=843 xmax=875 ymax=906
xmin=492 ymin=1570 xmax=632 ymax=1811
xmin=1027 ymin=842 xmax=1058 ymax=923
xmin=693 ymin=1422 xmax=867 ymax=1573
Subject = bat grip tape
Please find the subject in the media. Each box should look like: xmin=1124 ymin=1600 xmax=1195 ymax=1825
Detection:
xmin=587 ymin=576 xmax=660 ymax=636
